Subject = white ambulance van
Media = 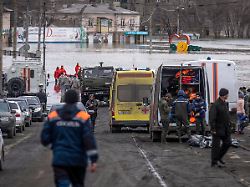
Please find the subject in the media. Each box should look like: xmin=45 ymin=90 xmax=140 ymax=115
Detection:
xmin=150 ymin=59 xmax=238 ymax=142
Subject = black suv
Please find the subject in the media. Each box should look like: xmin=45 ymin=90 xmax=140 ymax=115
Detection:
xmin=19 ymin=96 xmax=44 ymax=122
xmin=0 ymin=99 xmax=16 ymax=138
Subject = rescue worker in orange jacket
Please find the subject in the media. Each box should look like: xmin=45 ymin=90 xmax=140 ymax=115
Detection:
xmin=59 ymin=65 xmax=67 ymax=76
xmin=54 ymin=67 xmax=60 ymax=85
xmin=41 ymin=89 xmax=98 ymax=187
xmin=75 ymin=63 xmax=81 ymax=76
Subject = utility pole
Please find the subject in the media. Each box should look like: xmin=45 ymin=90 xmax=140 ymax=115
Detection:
xmin=149 ymin=17 xmax=152 ymax=54
xmin=177 ymin=7 xmax=180 ymax=35
xmin=0 ymin=0 xmax=3 ymax=96
xmin=24 ymin=0 xmax=29 ymax=59
xmin=13 ymin=0 xmax=17 ymax=59
xmin=42 ymin=1 xmax=46 ymax=72
xmin=36 ymin=0 xmax=42 ymax=58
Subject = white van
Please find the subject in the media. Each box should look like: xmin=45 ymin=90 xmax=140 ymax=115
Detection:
xmin=150 ymin=59 xmax=238 ymax=142
xmin=184 ymin=59 xmax=238 ymax=111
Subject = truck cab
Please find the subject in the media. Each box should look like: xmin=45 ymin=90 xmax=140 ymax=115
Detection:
xmin=79 ymin=63 xmax=114 ymax=105
xmin=6 ymin=59 xmax=47 ymax=97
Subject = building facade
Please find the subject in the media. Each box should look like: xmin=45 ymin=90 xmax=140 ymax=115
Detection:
xmin=56 ymin=3 xmax=146 ymax=43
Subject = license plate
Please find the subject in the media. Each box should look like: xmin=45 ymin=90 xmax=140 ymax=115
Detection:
xmin=118 ymin=110 xmax=131 ymax=114
xmin=169 ymin=123 xmax=176 ymax=127
xmin=189 ymin=123 xmax=196 ymax=127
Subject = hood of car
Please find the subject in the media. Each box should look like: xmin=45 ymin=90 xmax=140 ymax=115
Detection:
xmin=29 ymin=105 xmax=41 ymax=110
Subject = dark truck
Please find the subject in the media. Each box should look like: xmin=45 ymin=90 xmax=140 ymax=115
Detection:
xmin=79 ymin=63 xmax=114 ymax=106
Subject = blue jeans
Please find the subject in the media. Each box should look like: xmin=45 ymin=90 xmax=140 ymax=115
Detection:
xmin=237 ymin=113 xmax=244 ymax=131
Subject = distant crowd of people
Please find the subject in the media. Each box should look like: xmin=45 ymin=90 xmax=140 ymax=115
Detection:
xmin=53 ymin=63 xmax=81 ymax=102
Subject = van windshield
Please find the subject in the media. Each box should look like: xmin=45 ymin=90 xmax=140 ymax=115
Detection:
xmin=117 ymin=85 xmax=151 ymax=102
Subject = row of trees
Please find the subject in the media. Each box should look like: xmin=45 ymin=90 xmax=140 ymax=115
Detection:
xmin=3 ymin=0 xmax=250 ymax=38
xmin=157 ymin=0 xmax=250 ymax=38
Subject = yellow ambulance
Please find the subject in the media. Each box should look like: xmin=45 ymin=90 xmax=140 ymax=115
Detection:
xmin=109 ymin=69 xmax=154 ymax=132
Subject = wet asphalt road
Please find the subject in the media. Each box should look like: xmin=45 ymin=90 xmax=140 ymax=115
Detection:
xmin=0 ymin=108 xmax=250 ymax=187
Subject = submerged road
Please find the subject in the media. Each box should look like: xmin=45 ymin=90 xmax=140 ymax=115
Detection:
xmin=0 ymin=108 xmax=250 ymax=187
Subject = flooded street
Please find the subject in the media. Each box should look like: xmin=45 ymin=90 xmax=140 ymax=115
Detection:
xmin=2 ymin=40 xmax=250 ymax=187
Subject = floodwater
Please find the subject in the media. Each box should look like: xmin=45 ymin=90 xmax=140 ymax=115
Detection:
xmin=3 ymin=39 xmax=250 ymax=105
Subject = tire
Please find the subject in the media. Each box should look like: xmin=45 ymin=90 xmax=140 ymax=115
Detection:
xmin=22 ymin=124 xmax=25 ymax=131
xmin=18 ymin=125 xmax=23 ymax=133
xmin=0 ymin=149 xmax=4 ymax=171
xmin=111 ymin=126 xmax=121 ymax=133
xmin=13 ymin=127 xmax=16 ymax=136
xmin=151 ymin=131 xmax=161 ymax=142
xmin=38 ymin=116 xmax=44 ymax=122
xmin=8 ymin=127 xmax=14 ymax=138
xmin=7 ymin=77 xmax=25 ymax=97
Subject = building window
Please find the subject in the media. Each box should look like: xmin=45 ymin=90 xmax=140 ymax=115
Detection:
xmin=88 ymin=18 xmax=93 ymax=27
xmin=121 ymin=18 xmax=125 ymax=27
xmin=129 ymin=19 xmax=135 ymax=27
xmin=108 ymin=19 xmax=112 ymax=27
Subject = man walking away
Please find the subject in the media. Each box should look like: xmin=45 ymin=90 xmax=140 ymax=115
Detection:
xmin=172 ymin=90 xmax=191 ymax=143
xmin=210 ymin=88 xmax=231 ymax=168
xmin=159 ymin=93 xmax=171 ymax=143
xmin=41 ymin=89 xmax=98 ymax=187
xmin=192 ymin=92 xmax=206 ymax=135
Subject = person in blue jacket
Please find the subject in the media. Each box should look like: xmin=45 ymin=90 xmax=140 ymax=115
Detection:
xmin=41 ymin=89 xmax=98 ymax=187
xmin=172 ymin=90 xmax=191 ymax=143
xmin=192 ymin=92 xmax=207 ymax=135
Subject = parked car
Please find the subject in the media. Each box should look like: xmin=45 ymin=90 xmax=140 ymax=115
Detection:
xmin=7 ymin=98 xmax=32 ymax=127
xmin=8 ymin=101 xmax=26 ymax=133
xmin=0 ymin=129 xmax=4 ymax=170
xmin=0 ymin=99 xmax=16 ymax=138
xmin=19 ymin=96 xmax=44 ymax=122
xmin=49 ymin=102 xmax=86 ymax=113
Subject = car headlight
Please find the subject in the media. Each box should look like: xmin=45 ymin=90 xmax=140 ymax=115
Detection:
xmin=1 ymin=117 xmax=10 ymax=122
xmin=34 ymin=107 xmax=42 ymax=112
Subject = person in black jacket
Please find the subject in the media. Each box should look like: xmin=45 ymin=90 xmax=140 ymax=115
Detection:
xmin=41 ymin=89 xmax=98 ymax=187
xmin=209 ymin=88 xmax=231 ymax=167
xmin=36 ymin=84 xmax=47 ymax=112
xmin=172 ymin=90 xmax=191 ymax=143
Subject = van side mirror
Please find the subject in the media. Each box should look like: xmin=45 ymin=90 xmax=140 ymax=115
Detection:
xmin=143 ymin=97 xmax=149 ymax=106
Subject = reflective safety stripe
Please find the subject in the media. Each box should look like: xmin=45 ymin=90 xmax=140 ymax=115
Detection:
xmin=87 ymin=150 xmax=98 ymax=156
xmin=48 ymin=111 xmax=59 ymax=119
xmin=76 ymin=111 xmax=90 ymax=121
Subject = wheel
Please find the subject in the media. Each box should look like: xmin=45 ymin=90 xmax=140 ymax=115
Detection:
xmin=13 ymin=127 xmax=16 ymax=136
xmin=22 ymin=124 xmax=25 ymax=131
xmin=38 ymin=116 xmax=44 ymax=122
xmin=18 ymin=125 xmax=23 ymax=133
xmin=7 ymin=77 xmax=25 ymax=97
xmin=110 ymin=126 xmax=121 ymax=133
xmin=151 ymin=131 xmax=161 ymax=142
xmin=0 ymin=149 xmax=4 ymax=171
xmin=7 ymin=127 xmax=14 ymax=138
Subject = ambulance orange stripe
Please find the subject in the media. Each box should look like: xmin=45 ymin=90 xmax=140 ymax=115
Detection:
xmin=212 ymin=63 xmax=218 ymax=101
xmin=76 ymin=111 xmax=90 ymax=121
xmin=48 ymin=111 xmax=59 ymax=119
